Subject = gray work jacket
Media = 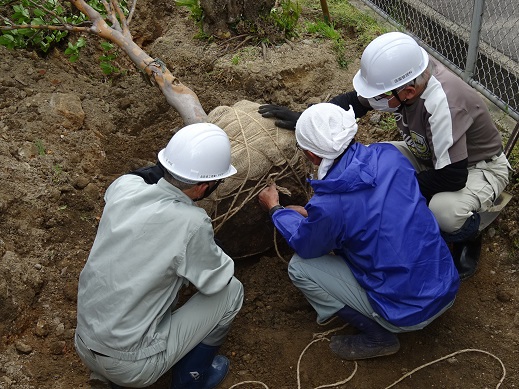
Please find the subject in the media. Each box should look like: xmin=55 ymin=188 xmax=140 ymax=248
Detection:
xmin=76 ymin=175 xmax=234 ymax=361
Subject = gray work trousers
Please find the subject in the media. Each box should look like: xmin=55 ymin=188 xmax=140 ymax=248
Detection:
xmin=75 ymin=277 xmax=243 ymax=388
xmin=390 ymin=141 xmax=510 ymax=233
xmin=288 ymin=254 xmax=455 ymax=333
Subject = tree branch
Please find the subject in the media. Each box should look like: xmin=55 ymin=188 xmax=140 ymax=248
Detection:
xmin=1 ymin=0 xmax=207 ymax=124
xmin=69 ymin=0 xmax=208 ymax=124
xmin=26 ymin=0 xmax=67 ymax=26
xmin=0 ymin=23 xmax=92 ymax=33
xmin=100 ymin=0 xmax=122 ymax=32
xmin=127 ymin=0 xmax=137 ymax=25
xmin=111 ymin=0 xmax=129 ymax=37
xmin=1 ymin=14 xmax=12 ymax=24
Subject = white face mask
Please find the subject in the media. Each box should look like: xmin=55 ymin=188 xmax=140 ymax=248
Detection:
xmin=367 ymin=97 xmax=400 ymax=113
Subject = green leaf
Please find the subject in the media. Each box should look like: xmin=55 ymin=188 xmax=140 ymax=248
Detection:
xmin=17 ymin=28 xmax=34 ymax=36
xmin=44 ymin=0 xmax=58 ymax=10
xmin=31 ymin=18 xmax=45 ymax=26
xmin=100 ymin=53 xmax=116 ymax=61
xmin=54 ymin=31 xmax=68 ymax=42
xmin=0 ymin=34 xmax=15 ymax=43
xmin=33 ymin=9 xmax=46 ymax=17
xmin=100 ymin=61 xmax=116 ymax=75
xmin=12 ymin=11 xmax=30 ymax=23
xmin=39 ymin=41 xmax=50 ymax=52
xmin=20 ymin=6 xmax=30 ymax=19
xmin=76 ymin=37 xmax=86 ymax=47
xmin=0 ymin=34 xmax=16 ymax=49
xmin=100 ymin=41 xmax=114 ymax=51
xmin=32 ymin=34 xmax=42 ymax=44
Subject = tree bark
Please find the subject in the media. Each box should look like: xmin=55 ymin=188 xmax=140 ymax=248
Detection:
xmin=200 ymin=0 xmax=275 ymax=38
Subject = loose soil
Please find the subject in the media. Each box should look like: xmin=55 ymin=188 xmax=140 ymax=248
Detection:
xmin=1 ymin=2 xmax=518 ymax=389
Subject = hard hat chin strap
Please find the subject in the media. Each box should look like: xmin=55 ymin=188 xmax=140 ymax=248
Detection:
xmin=391 ymin=89 xmax=404 ymax=104
xmin=193 ymin=179 xmax=224 ymax=201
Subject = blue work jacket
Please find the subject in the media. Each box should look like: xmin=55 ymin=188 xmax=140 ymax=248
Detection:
xmin=273 ymin=142 xmax=459 ymax=326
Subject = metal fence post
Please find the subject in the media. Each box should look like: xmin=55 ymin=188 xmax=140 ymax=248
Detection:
xmin=464 ymin=0 xmax=485 ymax=83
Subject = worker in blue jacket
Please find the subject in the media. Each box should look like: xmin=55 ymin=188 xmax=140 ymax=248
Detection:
xmin=258 ymin=103 xmax=459 ymax=360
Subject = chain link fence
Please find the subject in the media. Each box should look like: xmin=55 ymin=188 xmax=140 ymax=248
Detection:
xmin=354 ymin=0 xmax=519 ymax=124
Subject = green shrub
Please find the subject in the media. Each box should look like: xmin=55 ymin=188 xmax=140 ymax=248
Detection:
xmin=269 ymin=0 xmax=301 ymax=38
xmin=0 ymin=0 xmax=128 ymax=53
xmin=306 ymin=20 xmax=348 ymax=67
xmin=0 ymin=1 xmax=75 ymax=52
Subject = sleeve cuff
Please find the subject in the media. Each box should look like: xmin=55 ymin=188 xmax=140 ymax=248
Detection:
xmin=268 ymin=205 xmax=285 ymax=218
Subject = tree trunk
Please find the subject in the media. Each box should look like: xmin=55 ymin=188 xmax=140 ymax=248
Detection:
xmin=200 ymin=0 xmax=276 ymax=39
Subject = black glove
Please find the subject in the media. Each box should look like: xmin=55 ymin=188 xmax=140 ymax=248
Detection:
xmin=128 ymin=163 xmax=164 ymax=184
xmin=258 ymin=104 xmax=302 ymax=130
xmin=328 ymin=91 xmax=372 ymax=118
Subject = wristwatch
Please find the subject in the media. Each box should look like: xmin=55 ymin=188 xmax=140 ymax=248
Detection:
xmin=269 ymin=204 xmax=285 ymax=218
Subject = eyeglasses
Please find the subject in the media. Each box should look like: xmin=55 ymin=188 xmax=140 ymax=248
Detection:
xmin=372 ymin=85 xmax=411 ymax=101
xmin=372 ymin=90 xmax=394 ymax=101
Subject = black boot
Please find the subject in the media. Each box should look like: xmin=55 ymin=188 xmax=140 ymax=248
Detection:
xmin=451 ymin=234 xmax=482 ymax=280
xmin=170 ymin=343 xmax=229 ymax=389
xmin=329 ymin=305 xmax=400 ymax=360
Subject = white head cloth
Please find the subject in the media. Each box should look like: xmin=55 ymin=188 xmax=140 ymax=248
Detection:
xmin=295 ymin=103 xmax=358 ymax=179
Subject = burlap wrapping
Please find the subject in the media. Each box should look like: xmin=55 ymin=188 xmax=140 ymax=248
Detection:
xmin=198 ymin=100 xmax=310 ymax=258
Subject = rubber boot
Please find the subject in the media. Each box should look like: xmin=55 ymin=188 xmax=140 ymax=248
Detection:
xmin=170 ymin=343 xmax=229 ymax=389
xmin=329 ymin=305 xmax=400 ymax=360
xmin=451 ymin=234 xmax=482 ymax=280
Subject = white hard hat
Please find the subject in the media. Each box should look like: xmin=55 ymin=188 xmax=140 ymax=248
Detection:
xmin=158 ymin=123 xmax=237 ymax=184
xmin=353 ymin=32 xmax=429 ymax=98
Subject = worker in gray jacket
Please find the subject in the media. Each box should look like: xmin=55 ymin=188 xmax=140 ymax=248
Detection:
xmin=75 ymin=123 xmax=244 ymax=389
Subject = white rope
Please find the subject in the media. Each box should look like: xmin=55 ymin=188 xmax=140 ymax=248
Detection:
xmin=383 ymin=348 xmax=507 ymax=389
xmin=228 ymin=380 xmax=269 ymax=388
xmin=226 ymin=329 xmax=507 ymax=389
xmin=296 ymin=335 xmax=358 ymax=389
